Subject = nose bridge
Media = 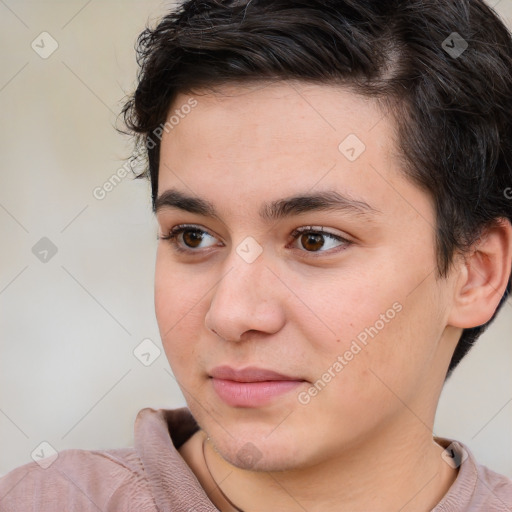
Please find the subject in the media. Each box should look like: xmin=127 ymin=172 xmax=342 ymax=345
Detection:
xmin=215 ymin=242 xmax=271 ymax=311
xmin=221 ymin=234 xmax=270 ymax=296
xmin=205 ymin=239 xmax=284 ymax=340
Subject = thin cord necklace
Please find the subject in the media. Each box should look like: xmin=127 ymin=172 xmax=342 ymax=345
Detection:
xmin=202 ymin=437 xmax=246 ymax=512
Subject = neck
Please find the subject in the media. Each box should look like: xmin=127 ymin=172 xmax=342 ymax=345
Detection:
xmin=200 ymin=415 xmax=458 ymax=512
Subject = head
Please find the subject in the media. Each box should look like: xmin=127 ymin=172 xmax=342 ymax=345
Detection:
xmin=120 ymin=0 xmax=512 ymax=470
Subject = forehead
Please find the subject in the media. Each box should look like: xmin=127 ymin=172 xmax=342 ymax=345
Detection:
xmin=156 ymin=81 xmax=432 ymax=228
xmin=160 ymin=81 xmax=393 ymax=179
xmin=167 ymin=81 xmax=388 ymax=149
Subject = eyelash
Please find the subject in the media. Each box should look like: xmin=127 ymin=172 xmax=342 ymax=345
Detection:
xmin=158 ymin=224 xmax=352 ymax=257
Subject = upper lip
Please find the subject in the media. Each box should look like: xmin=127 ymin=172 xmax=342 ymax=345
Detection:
xmin=209 ymin=365 xmax=305 ymax=382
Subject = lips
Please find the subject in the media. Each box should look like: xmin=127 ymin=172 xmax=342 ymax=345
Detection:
xmin=209 ymin=366 xmax=307 ymax=407
xmin=210 ymin=365 xmax=303 ymax=382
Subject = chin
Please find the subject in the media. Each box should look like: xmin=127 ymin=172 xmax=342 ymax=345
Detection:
xmin=202 ymin=420 xmax=311 ymax=472
xmin=185 ymin=395 xmax=322 ymax=471
xmin=216 ymin=439 xmax=305 ymax=472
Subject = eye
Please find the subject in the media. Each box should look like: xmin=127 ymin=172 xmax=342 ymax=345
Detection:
xmin=288 ymin=226 xmax=351 ymax=254
xmin=158 ymin=224 xmax=220 ymax=253
xmin=158 ymin=224 xmax=351 ymax=256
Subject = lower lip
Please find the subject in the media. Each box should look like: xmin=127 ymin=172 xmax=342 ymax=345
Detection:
xmin=211 ymin=378 xmax=304 ymax=407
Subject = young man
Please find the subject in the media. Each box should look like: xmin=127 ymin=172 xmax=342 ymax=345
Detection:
xmin=1 ymin=0 xmax=511 ymax=510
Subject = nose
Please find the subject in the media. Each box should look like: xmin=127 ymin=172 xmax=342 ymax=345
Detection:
xmin=204 ymin=247 xmax=286 ymax=342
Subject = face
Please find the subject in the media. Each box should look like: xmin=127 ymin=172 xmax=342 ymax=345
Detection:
xmin=154 ymin=81 xmax=460 ymax=472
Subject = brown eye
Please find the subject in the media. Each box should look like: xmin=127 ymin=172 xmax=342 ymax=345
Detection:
xmin=182 ymin=229 xmax=205 ymax=248
xmin=290 ymin=226 xmax=351 ymax=255
xmin=158 ymin=225 xmax=219 ymax=253
xmin=300 ymin=233 xmax=325 ymax=252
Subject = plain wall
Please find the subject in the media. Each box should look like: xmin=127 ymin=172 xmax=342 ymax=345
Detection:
xmin=0 ymin=0 xmax=511 ymax=477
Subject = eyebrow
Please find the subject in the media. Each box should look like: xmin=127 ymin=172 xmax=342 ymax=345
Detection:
xmin=154 ymin=188 xmax=380 ymax=222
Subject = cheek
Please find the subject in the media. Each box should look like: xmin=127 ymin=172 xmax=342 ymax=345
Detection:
xmin=308 ymin=262 xmax=438 ymax=391
xmin=336 ymin=279 xmax=446 ymax=406
xmin=305 ymin=268 xmax=395 ymax=350
xmin=154 ymin=255 xmax=207 ymax=370
xmin=154 ymin=250 xmax=203 ymax=325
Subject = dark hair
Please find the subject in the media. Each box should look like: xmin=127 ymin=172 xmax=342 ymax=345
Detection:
xmin=120 ymin=0 xmax=512 ymax=378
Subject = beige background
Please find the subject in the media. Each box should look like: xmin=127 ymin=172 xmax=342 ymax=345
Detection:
xmin=0 ymin=0 xmax=511 ymax=477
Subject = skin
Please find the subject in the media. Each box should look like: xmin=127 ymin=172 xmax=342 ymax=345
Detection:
xmin=153 ymin=81 xmax=512 ymax=511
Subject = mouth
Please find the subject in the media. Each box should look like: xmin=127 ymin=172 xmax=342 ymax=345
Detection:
xmin=209 ymin=366 xmax=307 ymax=407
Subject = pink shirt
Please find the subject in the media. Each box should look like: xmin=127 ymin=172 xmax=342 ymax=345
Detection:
xmin=0 ymin=407 xmax=510 ymax=511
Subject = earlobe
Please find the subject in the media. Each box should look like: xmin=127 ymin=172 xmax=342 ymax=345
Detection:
xmin=447 ymin=218 xmax=512 ymax=329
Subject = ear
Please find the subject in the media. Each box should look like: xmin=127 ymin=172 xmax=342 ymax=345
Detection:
xmin=447 ymin=218 xmax=512 ymax=329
